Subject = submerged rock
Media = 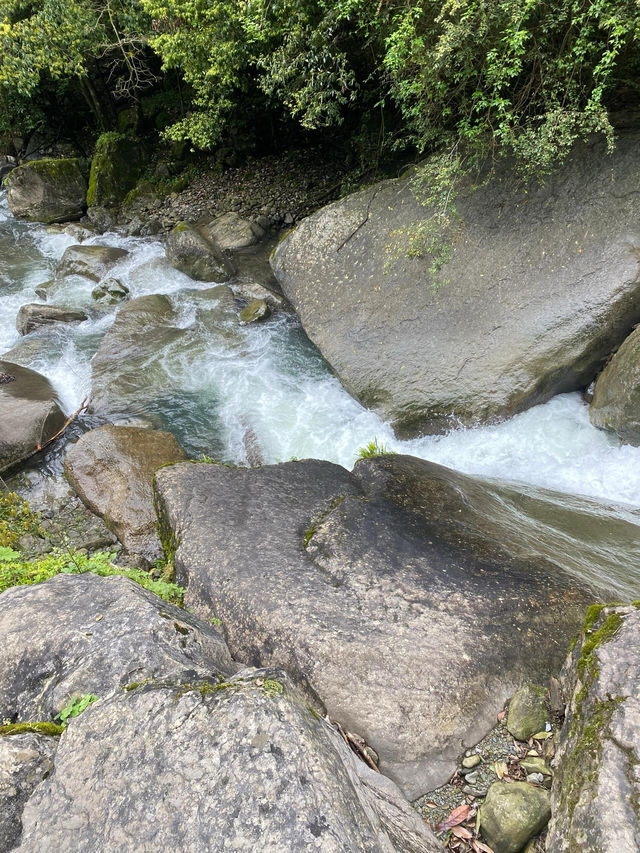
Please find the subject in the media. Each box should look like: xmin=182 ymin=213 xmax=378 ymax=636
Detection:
xmin=154 ymin=456 xmax=593 ymax=797
xmin=477 ymin=782 xmax=551 ymax=853
xmin=0 ymin=360 xmax=66 ymax=474
xmin=15 ymin=303 xmax=88 ymax=336
xmin=165 ymin=221 xmax=235 ymax=282
xmin=56 ymin=244 xmax=129 ymax=282
xmin=91 ymin=277 xmax=129 ymax=305
xmin=272 ymin=133 xmax=640 ymax=436
xmin=239 ymin=297 xmax=271 ymax=324
xmin=64 ymin=425 xmax=187 ymax=561
xmin=5 ymin=158 xmax=86 ymax=224
xmin=547 ymin=604 xmax=640 ymax=853
xmin=590 ymin=325 xmax=640 ymax=445
xmin=14 ymin=670 xmax=441 ymax=853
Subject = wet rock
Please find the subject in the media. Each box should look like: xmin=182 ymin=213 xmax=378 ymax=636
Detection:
xmin=86 ymin=133 xmax=147 ymax=210
xmin=0 ymin=572 xmax=234 ymax=722
xmin=16 ymin=303 xmax=88 ymax=336
xmin=477 ymin=782 xmax=551 ymax=853
xmin=272 ymin=133 xmax=640 ymax=436
xmin=547 ymin=604 xmax=640 ymax=853
xmin=15 ymin=670 xmax=441 ymax=853
xmin=33 ymin=279 xmax=56 ymax=300
xmin=5 ymin=158 xmax=86 ymax=223
xmin=154 ymin=457 xmax=591 ymax=798
xmin=56 ymin=244 xmax=129 ymax=282
xmin=91 ymin=277 xmax=129 ymax=305
xmin=507 ymin=684 xmax=550 ymax=742
xmin=0 ymin=733 xmax=57 ymax=851
xmin=239 ymin=297 xmax=271 ymax=324
xmin=203 ymin=211 xmax=266 ymax=251
xmin=590 ymin=324 xmax=640 ymax=445
xmin=0 ymin=360 xmax=66 ymax=474
xmin=165 ymin=221 xmax=235 ymax=282
xmin=232 ymin=277 xmax=285 ymax=307
xmin=86 ymin=205 xmax=116 ymax=232
xmin=45 ymin=222 xmax=96 ymax=242
xmin=64 ymin=425 xmax=187 ymax=561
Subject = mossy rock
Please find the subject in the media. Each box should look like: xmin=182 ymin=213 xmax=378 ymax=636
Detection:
xmin=507 ymin=683 xmax=549 ymax=741
xmin=477 ymin=782 xmax=551 ymax=853
xmin=5 ymin=158 xmax=86 ymax=223
xmin=87 ymin=133 xmax=148 ymax=209
xmin=239 ymin=298 xmax=272 ymax=325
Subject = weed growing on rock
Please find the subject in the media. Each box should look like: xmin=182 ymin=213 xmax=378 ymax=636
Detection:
xmin=357 ymin=438 xmax=393 ymax=459
xmin=56 ymin=694 xmax=98 ymax=725
xmin=0 ymin=492 xmax=45 ymax=548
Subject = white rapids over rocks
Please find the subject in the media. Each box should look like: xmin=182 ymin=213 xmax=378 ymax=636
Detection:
xmin=2 ymin=192 xmax=640 ymax=513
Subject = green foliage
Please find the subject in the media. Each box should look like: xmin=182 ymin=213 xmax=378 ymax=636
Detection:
xmin=0 ymin=546 xmax=185 ymax=604
xmin=357 ymin=438 xmax=393 ymax=459
xmin=0 ymin=721 xmax=65 ymax=736
xmin=56 ymin=693 xmax=98 ymax=724
xmin=0 ymin=492 xmax=44 ymax=548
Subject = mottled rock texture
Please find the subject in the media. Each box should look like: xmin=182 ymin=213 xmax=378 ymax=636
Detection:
xmin=5 ymin=159 xmax=86 ymax=224
xmin=56 ymin=244 xmax=129 ymax=282
xmin=590 ymin=324 xmax=640 ymax=445
xmin=165 ymin=221 xmax=235 ymax=282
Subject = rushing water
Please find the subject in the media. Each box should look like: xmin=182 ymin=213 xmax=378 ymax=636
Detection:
xmin=2 ymin=192 xmax=640 ymax=513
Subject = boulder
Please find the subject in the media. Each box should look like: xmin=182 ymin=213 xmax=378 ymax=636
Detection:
xmin=0 ymin=361 xmax=66 ymax=473
xmin=91 ymin=277 xmax=129 ymax=305
xmin=165 ymin=221 xmax=235 ymax=282
xmin=0 ymin=733 xmax=57 ymax=851
xmin=86 ymin=133 xmax=147 ymax=210
xmin=63 ymin=425 xmax=187 ymax=560
xmin=507 ymin=684 xmax=550 ymax=742
xmin=154 ymin=457 xmax=593 ymax=798
xmin=203 ymin=211 xmax=265 ymax=251
xmin=272 ymin=133 xmax=640 ymax=436
xmin=0 ymin=572 xmax=234 ymax=722
xmin=16 ymin=303 xmax=88 ymax=336
xmin=239 ymin=297 xmax=272 ymax=324
xmin=232 ymin=277 xmax=285 ymax=307
xmin=477 ymin=782 xmax=551 ymax=853
xmin=56 ymin=244 xmax=129 ymax=282
xmin=14 ymin=670 xmax=441 ymax=853
xmin=590 ymin=325 xmax=640 ymax=445
xmin=4 ymin=158 xmax=86 ymax=223
xmin=546 ymin=604 xmax=640 ymax=853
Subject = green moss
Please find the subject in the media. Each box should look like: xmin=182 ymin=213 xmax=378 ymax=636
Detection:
xmin=123 ymin=679 xmax=152 ymax=692
xmin=261 ymin=678 xmax=284 ymax=697
xmin=0 ymin=721 xmax=65 ymax=736
xmin=87 ymin=133 xmax=145 ymax=208
xmin=175 ymin=677 xmax=237 ymax=702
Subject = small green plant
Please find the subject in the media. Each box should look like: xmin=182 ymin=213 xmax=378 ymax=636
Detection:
xmin=210 ymin=616 xmax=222 ymax=627
xmin=357 ymin=438 xmax=393 ymax=459
xmin=56 ymin=694 xmax=98 ymax=725
xmin=0 ymin=492 xmax=44 ymax=548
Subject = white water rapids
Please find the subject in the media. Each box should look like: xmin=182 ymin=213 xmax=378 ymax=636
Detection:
xmin=2 ymin=193 xmax=640 ymax=512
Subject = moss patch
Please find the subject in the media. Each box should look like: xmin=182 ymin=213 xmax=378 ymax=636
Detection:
xmin=0 ymin=721 xmax=65 ymax=737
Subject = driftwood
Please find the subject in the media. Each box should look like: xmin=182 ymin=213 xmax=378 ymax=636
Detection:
xmin=36 ymin=398 xmax=88 ymax=452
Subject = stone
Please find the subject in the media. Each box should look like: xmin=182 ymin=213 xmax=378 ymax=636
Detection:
xmin=546 ymin=604 xmax=640 ymax=853
xmin=15 ymin=303 xmax=88 ymax=336
xmin=590 ymin=324 xmax=640 ymax=445
xmin=203 ymin=211 xmax=266 ymax=251
xmin=63 ymin=425 xmax=187 ymax=561
xmin=232 ymin=277 xmax=285 ymax=307
xmin=462 ymin=754 xmax=481 ymax=769
xmin=91 ymin=277 xmax=129 ymax=305
xmin=5 ymin=158 xmax=86 ymax=224
xmin=86 ymin=133 xmax=148 ymax=209
xmin=0 ymin=360 xmax=66 ymax=473
xmin=0 ymin=733 xmax=57 ymax=851
xmin=165 ymin=221 xmax=235 ymax=282
xmin=56 ymin=244 xmax=129 ymax=282
xmin=272 ymin=133 xmax=640 ymax=436
xmin=0 ymin=572 xmax=234 ymax=722
xmin=14 ymin=670 xmax=441 ymax=853
xmin=239 ymin=297 xmax=272 ymax=324
xmin=477 ymin=782 xmax=551 ymax=853
xmin=519 ymin=757 xmax=552 ymax=776
xmin=507 ymin=684 xmax=550 ymax=742
xmin=154 ymin=456 xmax=593 ymax=798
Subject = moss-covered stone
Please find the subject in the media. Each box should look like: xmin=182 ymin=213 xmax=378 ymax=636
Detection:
xmin=87 ymin=133 xmax=148 ymax=209
xmin=239 ymin=298 xmax=272 ymax=325
xmin=5 ymin=158 xmax=86 ymax=223
xmin=0 ymin=721 xmax=65 ymax=737
xmin=477 ymin=781 xmax=551 ymax=853
xmin=507 ymin=683 xmax=550 ymax=742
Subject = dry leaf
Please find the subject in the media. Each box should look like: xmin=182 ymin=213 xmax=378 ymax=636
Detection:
xmin=451 ymin=825 xmax=473 ymax=839
xmin=423 ymin=801 xmax=438 ymax=809
xmin=493 ymin=760 xmax=508 ymax=779
xmin=472 ymin=841 xmax=495 ymax=853
xmin=497 ymin=710 xmax=506 ymax=721
xmin=435 ymin=804 xmax=471 ymax=832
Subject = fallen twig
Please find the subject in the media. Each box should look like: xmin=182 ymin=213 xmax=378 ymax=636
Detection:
xmin=36 ymin=398 xmax=88 ymax=452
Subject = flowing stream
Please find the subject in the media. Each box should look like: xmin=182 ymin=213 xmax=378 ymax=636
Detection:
xmin=2 ymin=191 xmax=640 ymax=597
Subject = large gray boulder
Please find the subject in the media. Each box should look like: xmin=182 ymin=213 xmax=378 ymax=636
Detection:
xmin=0 ymin=360 xmax=66 ymax=473
xmin=590 ymin=324 xmax=640 ymax=445
xmin=14 ymin=671 xmax=441 ymax=853
xmin=56 ymin=244 xmax=129 ymax=282
xmin=0 ymin=733 xmax=57 ymax=851
xmin=5 ymin=158 xmax=86 ymax=223
xmin=16 ymin=303 xmax=88 ymax=336
xmin=64 ymin=425 xmax=188 ymax=561
xmin=203 ymin=211 xmax=265 ymax=251
xmin=0 ymin=573 xmax=234 ymax=722
xmin=272 ymin=133 xmax=640 ymax=436
xmin=547 ymin=604 xmax=640 ymax=853
xmin=165 ymin=221 xmax=235 ymax=282
xmin=154 ymin=457 xmax=594 ymax=798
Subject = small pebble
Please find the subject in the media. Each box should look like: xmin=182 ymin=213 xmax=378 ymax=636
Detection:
xmin=461 ymin=754 xmax=481 ymax=769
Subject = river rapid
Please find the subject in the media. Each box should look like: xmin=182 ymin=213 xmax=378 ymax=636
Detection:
xmin=2 ymin=191 xmax=640 ymax=597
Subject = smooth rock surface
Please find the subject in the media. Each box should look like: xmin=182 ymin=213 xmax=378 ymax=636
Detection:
xmin=203 ymin=211 xmax=265 ymax=251
xmin=272 ymin=134 xmax=640 ymax=436
xmin=165 ymin=221 xmax=235 ymax=282
xmin=5 ymin=158 xmax=86 ymax=223
xmin=547 ymin=605 xmax=640 ymax=853
xmin=0 ymin=573 xmax=234 ymax=722
xmin=0 ymin=733 xmax=57 ymax=851
xmin=0 ymin=360 xmax=66 ymax=473
xmin=239 ymin=297 xmax=271 ymax=324
xmin=16 ymin=303 xmax=88 ymax=336
xmin=91 ymin=277 xmax=129 ymax=305
xmin=64 ymin=425 xmax=187 ymax=560
xmin=154 ymin=457 xmax=592 ymax=797
xmin=507 ymin=684 xmax=550 ymax=742
xmin=56 ymin=244 xmax=129 ymax=282
xmin=590 ymin=324 xmax=640 ymax=445
xmin=15 ymin=671 xmax=441 ymax=853
xmin=477 ymin=782 xmax=551 ymax=853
